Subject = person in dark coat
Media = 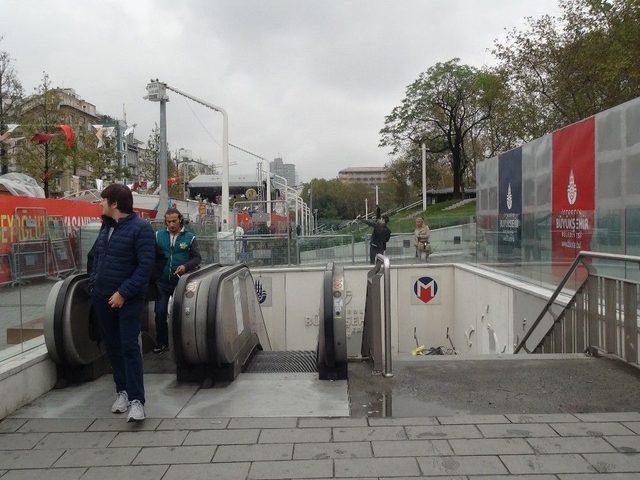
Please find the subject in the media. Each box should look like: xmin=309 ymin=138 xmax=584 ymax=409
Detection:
xmin=358 ymin=210 xmax=391 ymax=264
xmin=89 ymin=184 xmax=155 ymax=422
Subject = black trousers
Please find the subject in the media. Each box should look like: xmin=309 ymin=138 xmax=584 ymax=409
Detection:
xmin=92 ymin=295 xmax=145 ymax=403
xmin=369 ymin=245 xmax=384 ymax=264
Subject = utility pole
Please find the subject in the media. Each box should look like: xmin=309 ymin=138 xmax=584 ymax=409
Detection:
xmin=375 ymin=184 xmax=379 ymax=206
xmin=158 ymin=97 xmax=169 ymax=213
xmin=145 ymin=80 xmax=231 ymax=229
xmin=365 ymin=197 xmax=368 ymax=218
xmin=422 ymin=142 xmax=427 ymax=211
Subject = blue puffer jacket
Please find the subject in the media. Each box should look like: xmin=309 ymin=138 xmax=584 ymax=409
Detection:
xmin=89 ymin=213 xmax=156 ymax=300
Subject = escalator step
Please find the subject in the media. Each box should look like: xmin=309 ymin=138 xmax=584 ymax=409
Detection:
xmin=245 ymin=350 xmax=317 ymax=373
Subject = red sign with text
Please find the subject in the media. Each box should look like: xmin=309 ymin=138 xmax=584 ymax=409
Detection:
xmin=551 ymin=117 xmax=595 ymax=274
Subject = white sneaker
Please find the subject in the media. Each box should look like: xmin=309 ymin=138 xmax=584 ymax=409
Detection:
xmin=111 ymin=391 xmax=129 ymax=414
xmin=127 ymin=399 xmax=146 ymax=422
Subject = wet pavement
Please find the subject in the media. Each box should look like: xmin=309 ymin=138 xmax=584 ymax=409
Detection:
xmin=348 ymin=355 xmax=640 ymax=417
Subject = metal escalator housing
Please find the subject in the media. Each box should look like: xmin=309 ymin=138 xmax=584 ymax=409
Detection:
xmin=317 ymin=262 xmax=348 ymax=380
xmin=44 ymin=272 xmax=110 ymax=383
xmin=172 ymin=263 xmax=266 ymax=382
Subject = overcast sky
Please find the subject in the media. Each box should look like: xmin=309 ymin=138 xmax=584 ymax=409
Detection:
xmin=1 ymin=0 xmax=561 ymax=181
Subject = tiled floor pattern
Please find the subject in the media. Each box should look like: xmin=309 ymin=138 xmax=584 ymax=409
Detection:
xmin=3 ymin=412 xmax=640 ymax=478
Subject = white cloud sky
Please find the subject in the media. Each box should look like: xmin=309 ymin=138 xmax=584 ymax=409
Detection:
xmin=1 ymin=0 xmax=561 ymax=181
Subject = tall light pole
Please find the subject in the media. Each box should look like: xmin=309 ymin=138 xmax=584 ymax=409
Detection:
xmin=365 ymin=197 xmax=369 ymax=218
xmin=146 ymin=80 xmax=231 ymax=230
xmin=144 ymin=81 xmax=170 ymax=212
xmin=375 ymin=184 xmax=379 ymax=206
xmin=422 ymin=142 xmax=427 ymax=211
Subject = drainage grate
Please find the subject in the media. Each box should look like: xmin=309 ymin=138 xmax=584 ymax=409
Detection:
xmin=245 ymin=350 xmax=317 ymax=373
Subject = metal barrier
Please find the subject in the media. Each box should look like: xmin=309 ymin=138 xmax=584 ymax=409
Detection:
xmin=515 ymin=251 xmax=640 ymax=366
xmin=11 ymin=240 xmax=48 ymax=284
xmin=361 ymin=254 xmax=392 ymax=376
xmin=49 ymin=238 xmax=76 ymax=278
xmin=297 ymin=235 xmax=355 ymax=264
xmin=235 ymin=234 xmax=291 ymax=267
xmin=0 ymin=253 xmax=13 ymax=286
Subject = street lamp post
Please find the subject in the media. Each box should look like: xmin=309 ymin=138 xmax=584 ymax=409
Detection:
xmin=144 ymin=81 xmax=170 ymax=212
xmin=313 ymin=209 xmax=318 ymax=234
xmin=422 ymin=142 xmax=427 ymax=211
xmin=145 ymin=80 xmax=231 ymax=230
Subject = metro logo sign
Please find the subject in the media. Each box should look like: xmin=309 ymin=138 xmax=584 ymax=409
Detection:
xmin=413 ymin=276 xmax=439 ymax=304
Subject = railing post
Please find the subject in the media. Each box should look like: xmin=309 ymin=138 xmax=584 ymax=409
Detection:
xmin=351 ymin=234 xmax=355 ymax=264
xmin=587 ymin=275 xmax=599 ymax=348
xmin=624 ymin=281 xmax=638 ymax=364
xmin=604 ymin=278 xmax=617 ymax=354
xmin=378 ymin=254 xmax=393 ymax=377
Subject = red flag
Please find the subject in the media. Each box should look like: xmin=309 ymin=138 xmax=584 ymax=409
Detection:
xmin=31 ymin=132 xmax=56 ymax=144
xmin=55 ymin=124 xmax=75 ymax=148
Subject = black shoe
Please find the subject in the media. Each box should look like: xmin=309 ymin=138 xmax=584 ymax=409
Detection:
xmin=153 ymin=344 xmax=168 ymax=354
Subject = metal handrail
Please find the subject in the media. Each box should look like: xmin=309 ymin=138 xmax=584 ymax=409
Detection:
xmin=514 ymin=250 xmax=640 ymax=354
xmin=372 ymin=254 xmax=393 ymax=377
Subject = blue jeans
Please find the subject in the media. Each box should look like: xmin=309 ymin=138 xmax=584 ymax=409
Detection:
xmin=92 ymin=294 xmax=145 ymax=404
xmin=154 ymin=280 xmax=176 ymax=347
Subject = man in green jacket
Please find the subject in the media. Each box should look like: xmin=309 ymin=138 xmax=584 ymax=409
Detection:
xmin=153 ymin=208 xmax=201 ymax=353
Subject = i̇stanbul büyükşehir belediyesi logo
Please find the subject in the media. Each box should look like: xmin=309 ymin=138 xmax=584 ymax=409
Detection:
xmin=506 ymin=183 xmax=513 ymax=211
xmin=567 ymin=169 xmax=577 ymax=205
xmin=413 ymin=276 xmax=438 ymax=304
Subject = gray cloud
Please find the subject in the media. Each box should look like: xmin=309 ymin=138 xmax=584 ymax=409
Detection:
xmin=1 ymin=0 xmax=560 ymax=180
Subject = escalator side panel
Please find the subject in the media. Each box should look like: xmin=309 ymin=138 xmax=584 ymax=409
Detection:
xmin=44 ymin=279 xmax=65 ymax=365
xmin=63 ymin=278 xmax=103 ymax=365
xmin=318 ymin=263 xmax=348 ymax=380
xmin=172 ymin=263 xmax=221 ymax=375
xmin=212 ymin=267 xmax=260 ymax=368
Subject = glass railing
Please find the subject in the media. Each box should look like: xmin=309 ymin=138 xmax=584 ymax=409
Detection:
xmin=4 ymin=206 xmax=639 ymax=363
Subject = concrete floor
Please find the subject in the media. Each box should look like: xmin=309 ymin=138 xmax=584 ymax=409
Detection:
xmin=5 ymin=354 xmax=640 ymax=478
xmin=349 ymin=355 xmax=640 ymax=417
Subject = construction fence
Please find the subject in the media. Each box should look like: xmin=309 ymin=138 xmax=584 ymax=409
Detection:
xmin=0 ymin=208 xmax=79 ymax=286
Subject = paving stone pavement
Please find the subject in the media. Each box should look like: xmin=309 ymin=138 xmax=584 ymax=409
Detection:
xmin=2 ymin=413 xmax=640 ymax=478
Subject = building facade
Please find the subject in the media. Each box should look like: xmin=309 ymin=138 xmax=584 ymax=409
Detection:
xmin=270 ymin=157 xmax=296 ymax=187
xmin=14 ymin=88 xmax=142 ymax=194
xmin=338 ymin=167 xmax=388 ymax=186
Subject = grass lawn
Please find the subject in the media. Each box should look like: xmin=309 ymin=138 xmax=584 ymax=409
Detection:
xmin=327 ymin=198 xmax=476 ymax=240
xmin=387 ymin=199 xmax=476 ymax=232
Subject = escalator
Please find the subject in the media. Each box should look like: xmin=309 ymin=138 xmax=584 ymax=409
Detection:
xmin=44 ymin=262 xmax=347 ymax=386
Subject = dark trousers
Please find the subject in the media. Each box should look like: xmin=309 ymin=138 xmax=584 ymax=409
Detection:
xmin=369 ymin=245 xmax=384 ymax=264
xmin=154 ymin=280 xmax=176 ymax=347
xmin=92 ymin=295 xmax=145 ymax=404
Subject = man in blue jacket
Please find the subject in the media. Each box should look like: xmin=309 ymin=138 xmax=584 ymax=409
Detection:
xmin=89 ymin=184 xmax=155 ymax=422
xmin=153 ymin=208 xmax=201 ymax=353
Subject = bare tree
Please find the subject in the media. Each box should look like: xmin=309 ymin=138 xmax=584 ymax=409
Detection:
xmin=0 ymin=37 xmax=24 ymax=174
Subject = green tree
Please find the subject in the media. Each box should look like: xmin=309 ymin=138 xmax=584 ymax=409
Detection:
xmin=0 ymin=37 xmax=24 ymax=174
xmin=13 ymin=73 xmax=68 ymax=197
xmin=493 ymin=0 xmax=640 ymax=139
xmin=139 ymin=124 xmax=160 ymax=188
xmin=380 ymin=59 xmax=509 ymax=197
xmin=384 ymin=158 xmax=415 ymax=207
xmin=302 ymin=178 xmax=393 ymax=221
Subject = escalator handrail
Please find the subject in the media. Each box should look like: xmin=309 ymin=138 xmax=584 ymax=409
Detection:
xmin=319 ymin=262 xmax=336 ymax=368
xmin=51 ymin=273 xmax=88 ymax=365
xmin=172 ymin=263 xmax=221 ymax=366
